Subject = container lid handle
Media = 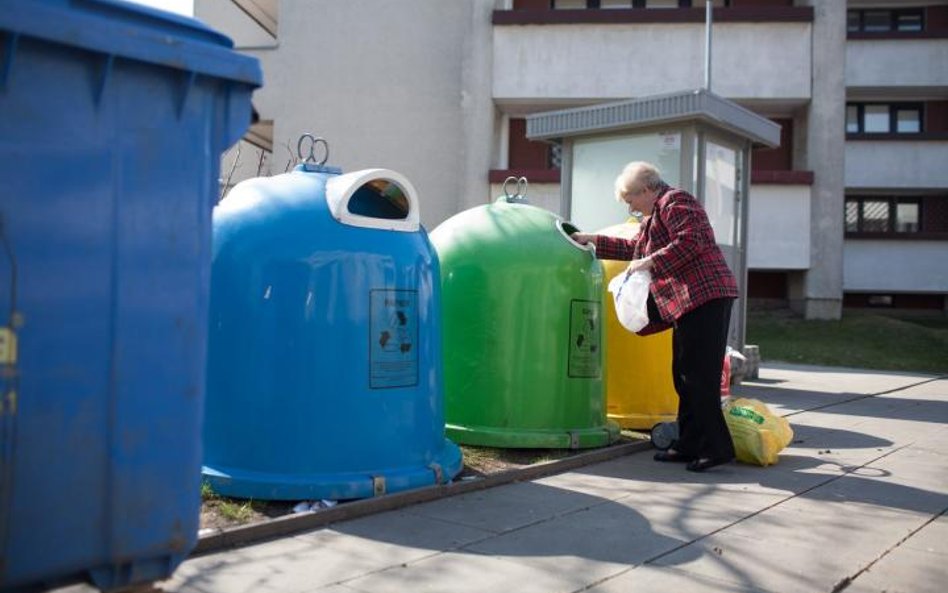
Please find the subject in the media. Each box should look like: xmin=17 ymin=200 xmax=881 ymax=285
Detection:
xmin=297 ymin=134 xmax=329 ymax=166
xmin=502 ymin=176 xmax=529 ymax=204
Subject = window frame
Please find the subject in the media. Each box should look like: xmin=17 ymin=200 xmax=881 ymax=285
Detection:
xmin=846 ymin=8 xmax=925 ymax=33
xmin=845 ymin=196 xmax=923 ymax=237
xmin=845 ymin=102 xmax=925 ymax=136
xmin=552 ymin=0 xmax=726 ymax=9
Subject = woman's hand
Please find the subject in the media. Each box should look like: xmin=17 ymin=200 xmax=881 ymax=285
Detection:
xmin=571 ymin=232 xmax=597 ymax=245
xmin=626 ymin=257 xmax=654 ymax=274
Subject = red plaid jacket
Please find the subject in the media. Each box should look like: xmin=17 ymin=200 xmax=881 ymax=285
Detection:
xmin=595 ymin=187 xmax=738 ymax=334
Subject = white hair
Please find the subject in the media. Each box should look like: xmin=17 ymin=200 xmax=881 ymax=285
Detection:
xmin=614 ymin=161 xmax=664 ymax=202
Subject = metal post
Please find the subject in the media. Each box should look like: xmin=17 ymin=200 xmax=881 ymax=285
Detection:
xmin=705 ymin=0 xmax=712 ymax=91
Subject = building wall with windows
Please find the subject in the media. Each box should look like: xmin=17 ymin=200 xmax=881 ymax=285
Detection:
xmin=841 ymin=1 xmax=948 ymax=310
xmin=197 ymin=0 xmax=948 ymax=318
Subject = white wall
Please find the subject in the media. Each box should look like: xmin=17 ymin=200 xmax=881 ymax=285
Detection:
xmin=198 ymin=0 xmax=498 ymax=229
xmin=844 ymin=240 xmax=948 ymax=293
xmin=847 ymin=39 xmax=948 ymax=91
xmin=846 ymin=140 xmax=948 ymax=190
xmin=493 ymin=22 xmax=811 ymax=102
xmin=747 ymin=185 xmax=811 ymax=270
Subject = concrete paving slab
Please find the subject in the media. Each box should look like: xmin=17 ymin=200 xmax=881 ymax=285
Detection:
xmin=101 ymin=364 xmax=946 ymax=593
xmin=585 ymin=565 xmax=773 ymax=593
xmin=718 ymin=496 xmax=930 ymax=559
xmin=805 ymin=452 xmax=948 ymax=515
xmin=341 ymin=551 xmax=584 ymax=593
xmin=164 ymin=514 xmax=496 ymax=593
xmin=730 ymin=384 xmax=859 ymax=417
xmin=844 ymin=545 xmax=946 ymax=593
xmin=311 ymin=509 xmax=494 ymax=555
xmin=309 ymin=586 xmax=362 ymax=593
xmin=159 ymin=535 xmax=327 ymax=593
xmin=882 ymin=377 xmax=948 ymax=399
xmin=605 ymin=445 xmax=863 ymax=504
xmin=461 ymin=501 xmax=698 ymax=582
xmin=751 ymin=363 xmax=934 ymax=394
xmin=902 ymin=514 xmax=948 ymax=555
xmin=651 ymin=529 xmax=872 ymax=593
xmin=532 ymin=457 xmax=650 ymax=500
xmin=611 ymin=492 xmax=779 ymax=543
xmin=402 ymin=480 xmax=606 ymax=534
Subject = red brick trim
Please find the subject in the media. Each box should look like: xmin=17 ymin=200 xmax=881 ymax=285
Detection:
xmin=493 ymin=7 xmax=813 ymax=25
xmin=489 ymin=169 xmax=561 ymax=183
xmin=750 ymin=170 xmax=814 ymax=185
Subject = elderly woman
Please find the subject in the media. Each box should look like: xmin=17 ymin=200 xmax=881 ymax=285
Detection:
xmin=572 ymin=161 xmax=737 ymax=472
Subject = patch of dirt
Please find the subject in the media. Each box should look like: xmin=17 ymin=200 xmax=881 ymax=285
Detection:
xmin=200 ymin=434 xmax=645 ymax=530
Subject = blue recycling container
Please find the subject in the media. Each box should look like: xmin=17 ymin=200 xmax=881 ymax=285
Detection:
xmin=0 ymin=1 xmax=260 ymax=590
xmin=202 ymin=162 xmax=462 ymax=501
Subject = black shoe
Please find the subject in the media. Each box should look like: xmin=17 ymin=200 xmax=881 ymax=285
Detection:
xmin=685 ymin=457 xmax=733 ymax=472
xmin=654 ymin=450 xmax=695 ymax=463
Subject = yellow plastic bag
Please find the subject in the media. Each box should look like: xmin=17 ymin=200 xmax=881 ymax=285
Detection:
xmin=723 ymin=398 xmax=793 ymax=467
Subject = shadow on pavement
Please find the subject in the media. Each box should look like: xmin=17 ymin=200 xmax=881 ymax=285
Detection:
xmin=735 ymin=384 xmax=948 ymax=424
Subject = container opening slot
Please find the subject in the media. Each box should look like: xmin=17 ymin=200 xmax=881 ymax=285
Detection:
xmin=556 ymin=220 xmax=594 ymax=251
xmin=347 ymin=180 xmax=410 ymax=220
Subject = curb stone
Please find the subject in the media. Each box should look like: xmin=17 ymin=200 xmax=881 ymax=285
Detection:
xmin=193 ymin=439 xmax=651 ymax=556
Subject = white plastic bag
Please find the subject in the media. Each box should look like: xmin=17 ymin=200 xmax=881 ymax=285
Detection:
xmin=607 ymin=268 xmax=651 ymax=332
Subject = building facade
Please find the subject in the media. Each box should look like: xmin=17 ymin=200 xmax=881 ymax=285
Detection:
xmin=197 ymin=0 xmax=948 ymax=319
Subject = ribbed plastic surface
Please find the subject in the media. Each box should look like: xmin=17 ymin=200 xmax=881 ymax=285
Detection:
xmin=0 ymin=1 xmax=260 ymax=589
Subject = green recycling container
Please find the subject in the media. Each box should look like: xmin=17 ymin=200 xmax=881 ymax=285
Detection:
xmin=430 ymin=197 xmax=619 ymax=448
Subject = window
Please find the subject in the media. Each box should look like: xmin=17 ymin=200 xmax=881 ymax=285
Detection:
xmin=847 ymin=11 xmax=861 ymax=33
xmin=846 ymin=105 xmax=860 ymax=133
xmin=896 ymin=202 xmax=920 ymax=232
xmin=847 ymin=8 xmax=925 ymax=33
xmin=895 ymin=107 xmax=921 ymax=133
xmin=846 ymin=103 xmax=924 ymax=135
xmin=895 ymin=11 xmax=923 ymax=32
xmin=864 ymin=105 xmax=890 ymax=133
xmin=864 ymin=10 xmax=892 ymax=32
xmin=845 ymin=197 xmax=921 ymax=235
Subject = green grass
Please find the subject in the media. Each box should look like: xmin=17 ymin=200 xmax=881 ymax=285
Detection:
xmin=200 ymin=480 xmax=216 ymax=501
xmin=216 ymin=499 xmax=255 ymax=523
xmin=746 ymin=309 xmax=948 ymax=374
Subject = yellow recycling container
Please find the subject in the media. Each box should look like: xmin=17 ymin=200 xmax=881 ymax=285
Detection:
xmin=599 ymin=220 xmax=678 ymax=430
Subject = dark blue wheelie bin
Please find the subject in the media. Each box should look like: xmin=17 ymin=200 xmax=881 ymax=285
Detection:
xmin=0 ymin=0 xmax=261 ymax=589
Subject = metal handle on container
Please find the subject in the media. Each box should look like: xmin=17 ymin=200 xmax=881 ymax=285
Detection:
xmin=297 ymin=133 xmax=329 ymax=166
xmin=502 ymin=176 xmax=529 ymax=204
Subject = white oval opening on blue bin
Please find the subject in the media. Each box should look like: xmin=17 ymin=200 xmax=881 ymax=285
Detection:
xmin=326 ymin=168 xmax=420 ymax=232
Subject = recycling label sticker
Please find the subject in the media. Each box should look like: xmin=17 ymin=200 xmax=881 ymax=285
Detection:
xmin=370 ymin=289 xmax=419 ymax=389
xmin=568 ymin=299 xmax=601 ymax=379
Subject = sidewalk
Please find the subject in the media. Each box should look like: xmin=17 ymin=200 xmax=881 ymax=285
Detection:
xmin=70 ymin=363 xmax=948 ymax=592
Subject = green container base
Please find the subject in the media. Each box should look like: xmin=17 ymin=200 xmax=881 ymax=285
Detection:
xmin=447 ymin=421 xmax=620 ymax=449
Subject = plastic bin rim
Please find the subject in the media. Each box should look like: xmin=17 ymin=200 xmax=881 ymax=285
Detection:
xmin=556 ymin=219 xmax=596 ymax=253
xmin=325 ymin=168 xmax=421 ymax=233
xmin=2 ymin=0 xmax=262 ymax=87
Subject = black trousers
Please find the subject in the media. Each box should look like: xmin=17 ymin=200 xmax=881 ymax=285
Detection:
xmin=669 ymin=298 xmax=736 ymax=460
